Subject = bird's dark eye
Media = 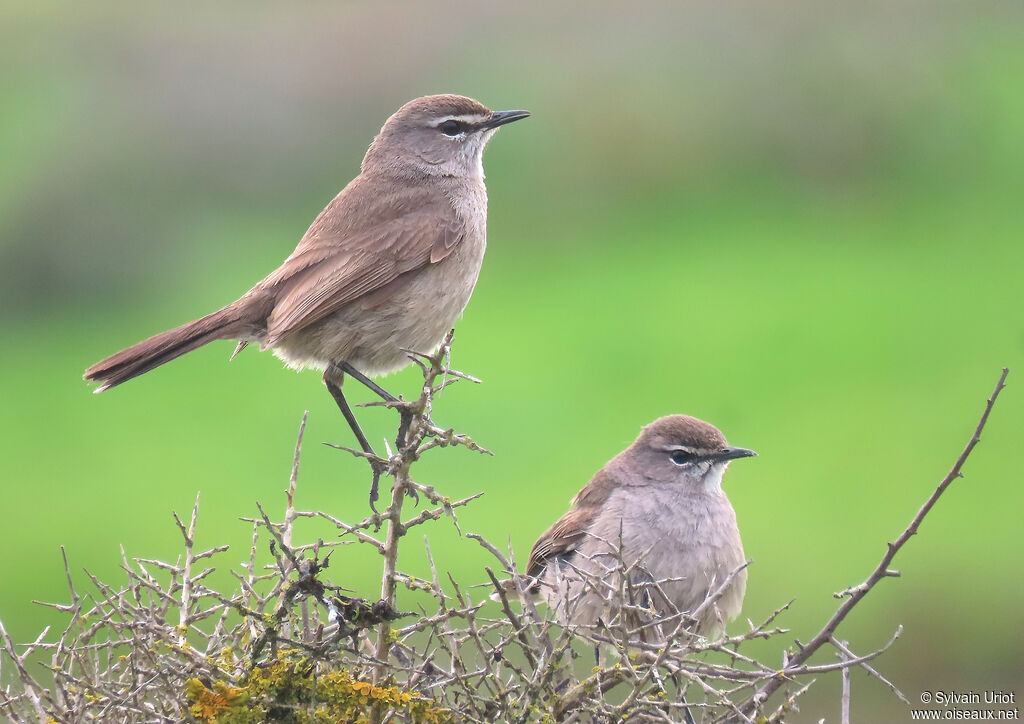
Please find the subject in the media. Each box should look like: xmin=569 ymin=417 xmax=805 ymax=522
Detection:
xmin=670 ymin=450 xmax=696 ymax=466
xmin=439 ymin=120 xmax=463 ymax=136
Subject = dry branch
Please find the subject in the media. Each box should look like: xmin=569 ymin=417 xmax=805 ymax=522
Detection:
xmin=737 ymin=367 xmax=1008 ymax=719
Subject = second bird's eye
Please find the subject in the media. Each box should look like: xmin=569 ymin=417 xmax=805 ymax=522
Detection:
xmin=439 ymin=120 xmax=463 ymax=136
xmin=670 ymin=450 xmax=696 ymax=466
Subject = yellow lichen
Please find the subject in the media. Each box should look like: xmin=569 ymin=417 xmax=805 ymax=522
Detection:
xmin=183 ymin=650 xmax=450 ymax=724
xmin=186 ymin=678 xmax=247 ymax=722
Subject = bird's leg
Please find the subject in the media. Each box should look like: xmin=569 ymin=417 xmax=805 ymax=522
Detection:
xmin=634 ymin=613 xmax=696 ymax=724
xmin=679 ymin=694 xmax=696 ymax=724
xmin=637 ymin=603 xmax=696 ymax=724
xmin=324 ymin=374 xmax=376 ymax=453
xmin=323 ymin=370 xmax=385 ymax=511
xmin=336 ymin=361 xmax=413 ymax=451
xmin=336 ymin=361 xmax=398 ymax=402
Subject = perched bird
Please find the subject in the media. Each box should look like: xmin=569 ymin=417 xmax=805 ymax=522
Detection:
xmin=84 ymin=94 xmax=529 ymax=502
xmin=525 ymin=415 xmax=755 ymax=638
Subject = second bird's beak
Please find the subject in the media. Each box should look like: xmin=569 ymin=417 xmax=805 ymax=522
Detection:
xmin=483 ymin=110 xmax=531 ymax=129
xmin=714 ymin=446 xmax=758 ymax=462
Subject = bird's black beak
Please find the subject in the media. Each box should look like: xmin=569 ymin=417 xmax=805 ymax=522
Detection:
xmin=711 ymin=446 xmax=758 ymax=462
xmin=483 ymin=110 xmax=531 ymax=129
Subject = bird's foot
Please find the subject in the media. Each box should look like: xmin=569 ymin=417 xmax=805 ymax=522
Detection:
xmin=367 ymin=457 xmax=387 ymax=512
xmin=396 ymin=408 xmax=414 ymax=451
xmin=362 ymin=398 xmax=420 ymax=452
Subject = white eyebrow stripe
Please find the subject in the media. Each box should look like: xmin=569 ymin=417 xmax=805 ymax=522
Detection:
xmin=434 ymin=114 xmax=490 ymax=126
xmin=662 ymin=445 xmax=699 ymax=453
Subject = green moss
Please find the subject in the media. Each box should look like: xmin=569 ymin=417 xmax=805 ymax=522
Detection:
xmin=184 ymin=650 xmax=451 ymax=724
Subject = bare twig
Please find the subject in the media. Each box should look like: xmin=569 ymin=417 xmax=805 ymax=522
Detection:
xmin=741 ymin=368 xmax=1008 ymax=717
xmin=830 ymin=635 xmax=910 ymax=705
xmin=837 ymin=638 xmax=851 ymax=724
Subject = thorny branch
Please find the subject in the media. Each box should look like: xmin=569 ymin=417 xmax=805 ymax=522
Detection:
xmin=738 ymin=367 xmax=1009 ymax=721
xmin=0 ymin=360 xmax=1009 ymax=724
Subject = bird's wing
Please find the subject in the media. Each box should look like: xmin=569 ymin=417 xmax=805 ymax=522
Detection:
xmin=525 ymin=469 xmax=618 ymax=584
xmin=526 ymin=507 xmax=596 ymax=581
xmin=259 ymin=179 xmax=464 ymax=346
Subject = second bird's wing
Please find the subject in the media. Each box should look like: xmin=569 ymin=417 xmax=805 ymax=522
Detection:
xmin=525 ymin=469 xmax=619 ymax=586
xmin=526 ymin=507 xmax=595 ymax=583
xmin=258 ymin=179 xmax=465 ymax=346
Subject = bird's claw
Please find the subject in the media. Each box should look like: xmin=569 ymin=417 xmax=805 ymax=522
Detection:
xmin=367 ymin=458 xmax=388 ymax=513
xmin=396 ymin=410 xmax=414 ymax=451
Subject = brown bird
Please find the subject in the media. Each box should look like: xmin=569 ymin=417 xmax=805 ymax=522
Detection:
xmin=525 ymin=415 xmax=755 ymax=639
xmin=84 ymin=94 xmax=529 ymax=504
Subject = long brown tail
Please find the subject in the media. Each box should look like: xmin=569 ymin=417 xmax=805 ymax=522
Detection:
xmin=84 ymin=305 xmax=249 ymax=392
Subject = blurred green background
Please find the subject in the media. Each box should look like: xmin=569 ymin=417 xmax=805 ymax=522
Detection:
xmin=2 ymin=1 xmax=1022 ymax=720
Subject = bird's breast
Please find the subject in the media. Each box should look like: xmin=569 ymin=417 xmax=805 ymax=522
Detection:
xmin=448 ymin=180 xmax=488 ymax=243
